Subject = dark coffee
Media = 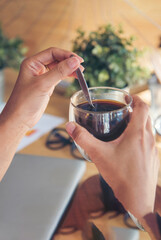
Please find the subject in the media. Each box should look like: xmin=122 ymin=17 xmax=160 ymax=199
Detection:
xmin=77 ymin=99 xmax=125 ymax=112
xmin=75 ymin=100 xmax=129 ymax=141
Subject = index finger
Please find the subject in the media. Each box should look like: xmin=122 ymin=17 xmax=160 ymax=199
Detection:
xmin=29 ymin=47 xmax=84 ymax=66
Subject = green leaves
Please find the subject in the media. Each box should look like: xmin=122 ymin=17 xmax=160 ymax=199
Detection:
xmin=0 ymin=25 xmax=27 ymax=70
xmin=68 ymin=24 xmax=150 ymax=95
xmin=98 ymin=69 xmax=109 ymax=83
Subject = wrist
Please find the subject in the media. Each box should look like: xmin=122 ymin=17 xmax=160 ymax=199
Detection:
xmin=0 ymin=103 xmax=29 ymax=132
xmin=0 ymin=109 xmax=29 ymax=144
xmin=0 ymin=111 xmax=29 ymax=181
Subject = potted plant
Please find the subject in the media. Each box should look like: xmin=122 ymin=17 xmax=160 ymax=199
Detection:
xmin=0 ymin=25 xmax=27 ymax=103
xmin=67 ymin=24 xmax=150 ymax=95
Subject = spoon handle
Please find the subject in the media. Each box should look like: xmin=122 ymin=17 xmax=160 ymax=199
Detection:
xmin=76 ymin=67 xmax=94 ymax=107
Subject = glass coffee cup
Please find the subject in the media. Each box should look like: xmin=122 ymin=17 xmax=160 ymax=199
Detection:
xmin=69 ymin=86 xmax=133 ymax=161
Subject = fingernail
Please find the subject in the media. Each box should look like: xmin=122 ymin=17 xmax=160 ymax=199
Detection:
xmin=78 ymin=56 xmax=84 ymax=63
xmin=66 ymin=122 xmax=76 ymax=135
xmin=67 ymin=57 xmax=79 ymax=69
xmin=70 ymin=54 xmax=84 ymax=63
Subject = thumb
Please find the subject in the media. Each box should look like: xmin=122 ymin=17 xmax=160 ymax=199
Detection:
xmin=66 ymin=122 xmax=106 ymax=162
xmin=45 ymin=56 xmax=80 ymax=86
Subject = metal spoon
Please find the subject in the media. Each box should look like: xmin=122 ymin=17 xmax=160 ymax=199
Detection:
xmin=76 ymin=67 xmax=94 ymax=108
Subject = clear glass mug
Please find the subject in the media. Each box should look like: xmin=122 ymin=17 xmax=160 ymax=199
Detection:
xmin=69 ymin=86 xmax=133 ymax=161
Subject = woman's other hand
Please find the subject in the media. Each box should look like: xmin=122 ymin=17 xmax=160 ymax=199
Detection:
xmin=66 ymin=95 xmax=160 ymax=222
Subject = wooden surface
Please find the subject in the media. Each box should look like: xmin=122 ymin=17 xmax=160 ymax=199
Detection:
xmin=0 ymin=0 xmax=161 ymax=55
xmin=1 ymin=0 xmax=161 ymax=239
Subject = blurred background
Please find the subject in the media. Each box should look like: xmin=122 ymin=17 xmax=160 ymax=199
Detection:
xmin=0 ymin=0 xmax=161 ymax=100
xmin=0 ymin=0 xmax=160 ymax=52
xmin=0 ymin=2 xmax=161 ymax=239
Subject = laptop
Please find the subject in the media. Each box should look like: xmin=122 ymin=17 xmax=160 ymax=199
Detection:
xmin=112 ymin=227 xmax=139 ymax=240
xmin=0 ymin=154 xmax=86 ymax=240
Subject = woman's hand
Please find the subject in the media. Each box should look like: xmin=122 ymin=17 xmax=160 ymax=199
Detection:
xmin=1 ymin=47 xmax=83 ymax=130
xmin=66 ymin=95 xmax=160 ymax=222
xmin=0 ymin=47 xmax=83 ymax=181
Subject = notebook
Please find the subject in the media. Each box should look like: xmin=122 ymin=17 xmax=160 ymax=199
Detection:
xmin=0 ymin=154 xmax=86 ymax=240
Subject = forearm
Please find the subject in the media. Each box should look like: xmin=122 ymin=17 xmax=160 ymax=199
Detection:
xmin=0 ymin=111 xmax=29 ymax=181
